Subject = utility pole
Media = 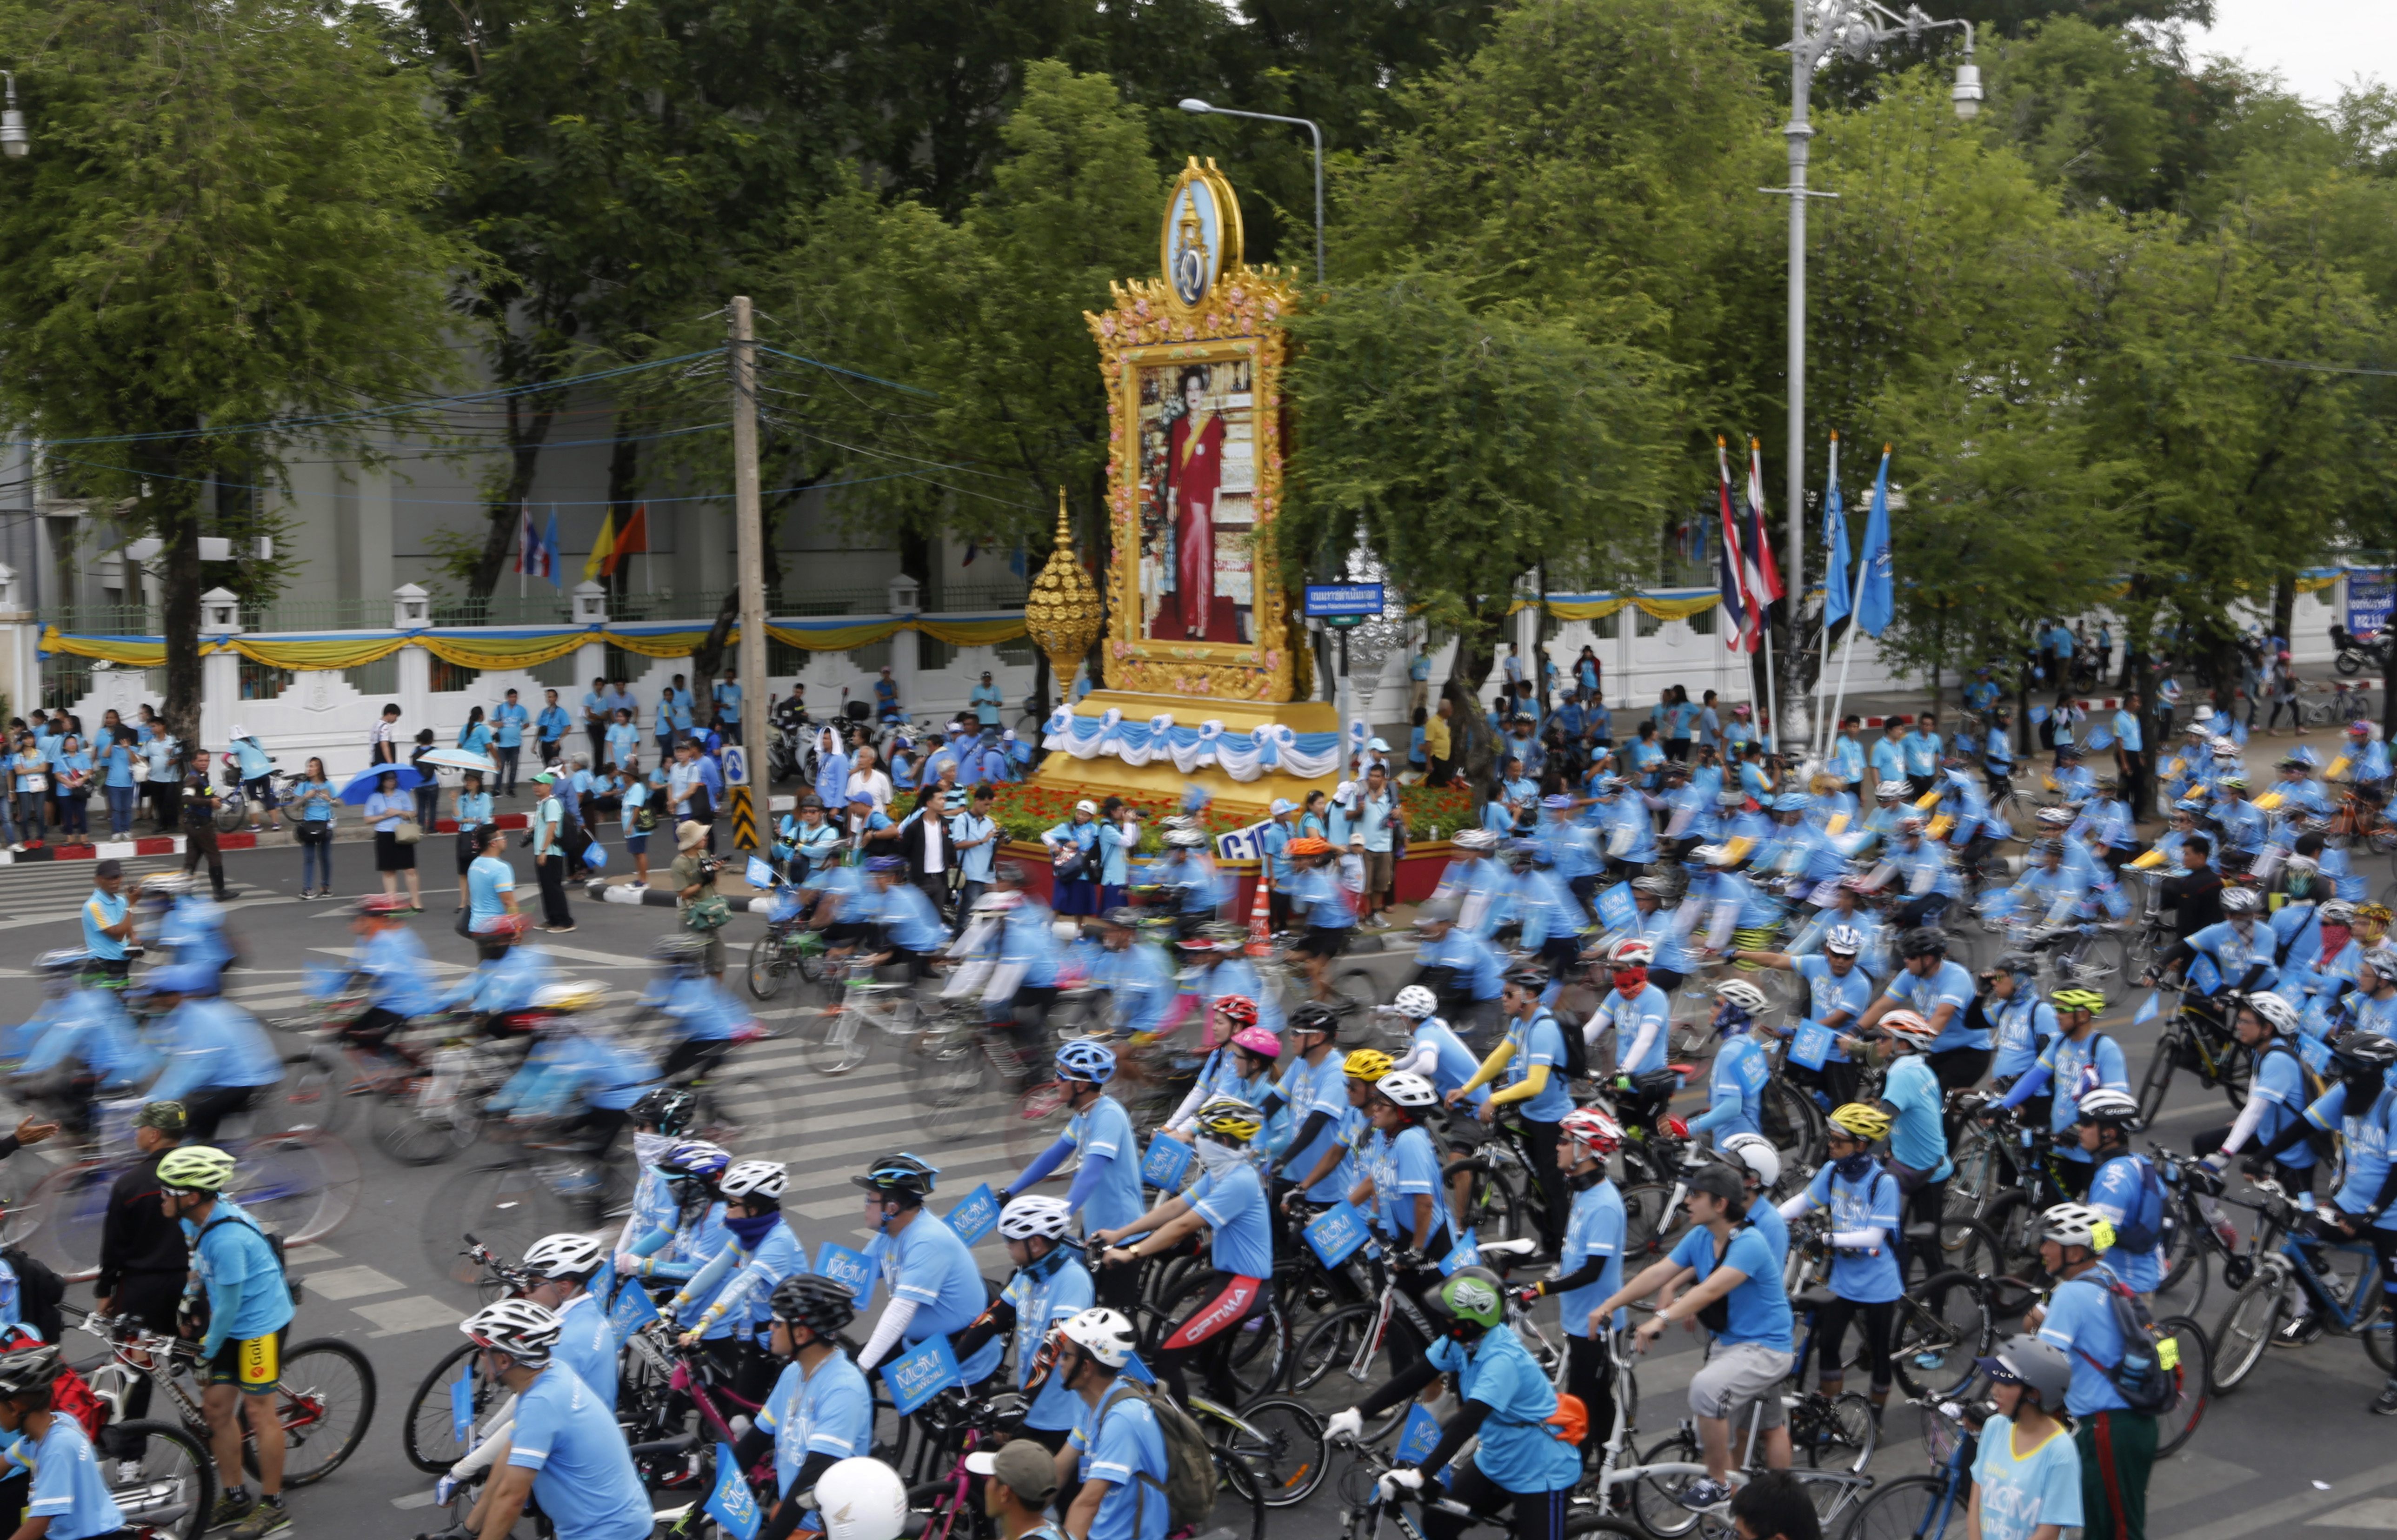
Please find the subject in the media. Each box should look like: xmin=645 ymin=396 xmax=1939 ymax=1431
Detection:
xmin=730 ymin=296 xmax=769 ymax=850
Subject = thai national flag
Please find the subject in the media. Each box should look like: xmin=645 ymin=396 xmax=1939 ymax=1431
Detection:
xmin=1716 ymin=439 xmax=1753 ymax=653
xmin=1744 ymin=438 xmax=1785 ymax=606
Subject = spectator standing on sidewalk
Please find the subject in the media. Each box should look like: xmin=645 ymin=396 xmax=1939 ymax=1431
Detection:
xmin=530 ymin=769 xmax=575 ymax=932
xmin=537 ymin=689 xmax=572 ymax=769
xmin=141 ymin=720 xmax=180 ymax=832
xmin=103 ymin=729 xmax=138 ymax=839
xmin=581 ymin=677 xmax=610 ymax=766
xmin=291 ymin=759 xmax=339 ymax=901
xmin=492 ymin=690 xmax=528 ymax=797
xmin=365 ymin=770 xmax=422 ymax=913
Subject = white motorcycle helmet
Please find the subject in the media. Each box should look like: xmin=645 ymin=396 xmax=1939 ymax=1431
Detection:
xmin=812 ymin=1457 xmax=909 ymax=1540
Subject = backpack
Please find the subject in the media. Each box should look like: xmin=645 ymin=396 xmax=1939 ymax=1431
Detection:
xmin=2 ymin=1248 xmax=62 ymax=1350
xmin=0 ymin=1326 xmax=102 ymax=1440
xmin=1092 ymin=1378 xmax=1213 ymax=1533
xmin=199 ymin=1212 xmax=302 ymax=1310
xmin=1541 ymin=1008 xmax=1589 ymax=1083
xmin=683 ymin=893 xmax=734 ymax=934
xmin=2069 ymin=1267 xmax=2181 ymax=1416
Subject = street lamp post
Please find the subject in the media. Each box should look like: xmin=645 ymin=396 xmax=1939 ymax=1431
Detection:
xmin=0 ymin=73 xmax=29 ymax=158
xmin=1766 ymin=1 xmax=1977 ymax=751
xmin=1178 ymin=99 xmax=1324 ymax=287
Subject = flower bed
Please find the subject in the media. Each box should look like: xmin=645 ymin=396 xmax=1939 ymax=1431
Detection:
xmin=980 ymin=777 xmax=1480 ymax=850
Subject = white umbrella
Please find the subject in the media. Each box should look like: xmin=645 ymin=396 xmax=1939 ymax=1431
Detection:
xmin=417 ymin=747 xmax=499 ymax=774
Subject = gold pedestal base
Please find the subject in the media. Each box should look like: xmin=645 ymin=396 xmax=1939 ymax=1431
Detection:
xmin=1027 ymin=691 xmax=1340 ymax=819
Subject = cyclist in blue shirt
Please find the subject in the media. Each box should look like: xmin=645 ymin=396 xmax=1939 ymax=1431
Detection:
xmin=1096 ymin=1095 xmax=1273 ymax=1406
xmin=1452 ymin=969 xmax=1575 ymax=1256
xmin=0 ymin=1343 xmax=124 ymax=1540
xmin=135 ymin=965 xmax=285 ymax=1142
xmin=852 ymin=1154 xmax=1004 ymax=1387
xmin=1514 ymin=1107 xmax=1626 ymax=1467
xmin=1966 ymin=1337 xmax=2084 ymax=1540
xmin=1001 ymin=1040 xmax=1147 ymax=1314
xmin=157 ymin=1145 xmax=295 ymax=1537
xmin=669 ymin=1161 xmax=808 ymax=1401
xmin=1858 ymin=927 xmax=1986 ymax=1090
xmin=1689 ymin=980 xmax=1773 ymax=1147
xmin=518 ymin=1233 xmax=619 ymax=1412
xmin=456 ymin=1298 xmax=650 ymax=1540
xmin=2028 ymin=1203 xmax=2152 ymax=1540
xmin=1581 ymin=942 xmax=1673 ymax=1129
xmin=225 ymin=726 xmax=284 ymax=835
xmin=953 ymin=1197 xmax=1092 ymax=1455
xmin=1406 ymin=902 xmax=1506 ymax=1046
xmin=2194 ymin=991 xmax=2317 ymax=1219
xmin=1737 ymin=923 xmax=1876 ymax=1109
xmin=2073 ymin=1089 xmax=2165 ymax=1296
xmin=624 ymin=1140 xmax=732 ymax=1285
xmin=1047 ymin=1308 xmax=1167 ymax=1540
xmin=2257 ymin=1031 xmax=2397 ymax=1385
xmin=1864 ymin=1008 xmax=1957 ymax=1264
xmin=1777 ymin=1102 xmax=1904 ymax=1416
xmin=1264 ymin=1002 xmax=1348 ymax=1206
xmin=730 ymin=1276 xmax=872 ymax=1532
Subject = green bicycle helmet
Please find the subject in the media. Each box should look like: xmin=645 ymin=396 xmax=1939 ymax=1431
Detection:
xmin=154 ymin=1146 xmax=237 ymax=1193
xmin=1427 ymin=1267 xmax=1506 ymax=1333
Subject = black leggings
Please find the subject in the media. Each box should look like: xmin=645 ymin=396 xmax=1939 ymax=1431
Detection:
xmin=1517 ymin=1117 xmax=1566 ymax=1252
xmin=1813 ymin=1295 xmax=1898 ymax=1392
xmin=1564 ymin=1332 xmax=1616 ymax=1463
xmin=1422 ymin=1461 xmax=1572 ymax=1540
xmin=660 ymin=1036 xmax=734 ymax=1084
xmin=1928 ymin=1046 xmax=1991 ymax=1094
xmin=181 ymin=1083 xmax=261 ymax=1142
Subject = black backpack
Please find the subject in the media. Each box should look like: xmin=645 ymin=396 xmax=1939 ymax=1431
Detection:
xmin=4 ymin=1248 xmax=62 ymax=1348
xmin=1542 ymin=1007 xmax=1589 ymax=1082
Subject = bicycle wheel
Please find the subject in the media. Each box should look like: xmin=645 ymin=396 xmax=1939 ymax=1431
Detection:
xmin=105 ymin=1417 xmax=215 ymax=1540
xmin=1943 ymin=1128 xmax=2004 ymax=1222
xmin=1563 ymin=1517 xmax=1647 ymax=1538
xmin=369 ymin=1081 xmax=482 ymax=1167
xmin=238 ymin=1132 xmax=360 ymax=1249
xmin=1440 ymin=1155 xmax=1527 ymax=1251
xmin=1628 ymin=1428 xmax=1707 ymax=1540
xmin=805 ymin=1003 xmax=872 ymax=1076
xmin=1289 ymin=1306 xmax=1403 ymax=1437
xmin=1332 ymin=969 xmax=1380 ymax=1016
xmin=2074 ymin=929 xmax=2130 ymax=992
xmin=695 ymin=1073 xmax=779 ymax=1149
xmin=2154 ymin=1314 xmax=2209 ymax=1457
xmin=1891 ymin=1271 xmax=1995 ymax=1401
xmin=900 ymin=1028 xmax=995 ymax=1142
xmin=1223 ymin=1395 xmax=1327 ymax=1507
xmin=1621 ymin=1181 xmax=1691 ymax=1267
xmin=2132 ymin=1033 xmax=2177 ymax=1128
xmin=257 ymin=1049 xmax=351 ymax=1136
xmin=1844 ymin=1473 xmax=1966 ymax=1540
xmin=1904 ymin=1217 xmax=1999 ymax=1291
xmin=1807 ymin=1392 xmax=1878 ymax=1473
xmin=19 ymin=1162 xmax=115 ymax=1282
xmin=2208 ymin=1268 xmax=2290 ymax=1394
xmin=251 ymin=1337 xmax=375 ymax=1487
xmin=421 ymin=1162 xmax=573 ymax=1286
xmin=2154 ymin=1193 xmax=2207 ymax=1308
xmin=1002 ymin=1079 xmax=1076 ymax=1174
xmin=1979 ymin=1192 xmax=2044 ymax=1282
xmin=745 ymin=934 xmax=788 ymax=1002
xmin=1761 ymin=1076 xmax=1824 ymax=1176
xmin=1200 ymin=1444 xmax=1268 ymax=1540
xmin=403 ymin=1341 xmax=496 ymax=1473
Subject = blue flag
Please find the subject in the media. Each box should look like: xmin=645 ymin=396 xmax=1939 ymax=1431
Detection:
xmin=943 ymin=1183 xmax=999 ymax=1246
xmin=815 ymin=1242 xmax=876 ymax=1300
xmin=607 ymin=1274 xmax=661 ymax=1345
xmin=448 ymin=1369 xmax=476 ymax=1444
xmin=703 ymin=1441 xmax=762 ymax=1540
xmin=881 ymin=1336 xmax=962 ymax=1415
xmin=1141 ymin=1134 xmax=1195 ymax=1191
xmin=1396 ymin=1403 xmax=1444 ymax=1464
xmin=2132 ymin=990 xmax=2160 ymax=1026
xmin=1857 ymin=446 xmax=1894 ymax=638
xmin=1823 ymin=441 xmax=1852 ymax=629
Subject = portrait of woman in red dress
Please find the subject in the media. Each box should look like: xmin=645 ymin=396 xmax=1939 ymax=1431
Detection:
xmin=1160 ymin=363 xmax=1228 ymax=640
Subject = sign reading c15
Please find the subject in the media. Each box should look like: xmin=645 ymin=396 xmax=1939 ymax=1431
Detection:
xmin=1305 ymin=584 xmax=1385 ymax=629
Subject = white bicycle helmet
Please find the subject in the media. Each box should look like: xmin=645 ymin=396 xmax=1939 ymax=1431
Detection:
xmin=1720 ymin=1132 xmax=1783 ymax=1189
xmin=1608 ymin=938 xmax=1655 ymax=968
xmin=2075 ymin=1088 xmax=2143 ymax=1130
xmin=2242 ymin=992 xmax=2301 ymax=1036
xmin=1822 ymin=925 xmax=1864 ymax=957
xmin=1059 ymin=1307 xmax=1139 ymax=1368
xmin=2039 ymin=1201 xmax=2113 ymax=1252
xmin=1392 ymin=985 xmax=1440 ymax=1021
xmin=1373 ymin=1070 xmax=1439 ymax=1109
xmin=460 ymin=1298 xmax=562 ymax=1366
xmin=1714 ymin=980 xmax=1770 ymax=1014
xmin=521 ymin=1233 xmax=607 ymax=1281
xmin=719 ymin=1160 xmax=790 ymax=1201
xmin=1877 ymin=1009 xmax=1938 ymax=1047
xmin=2220 ymin=886 xmax=2263 ymax=916
xmin=997 ymin=1194 xmax=1073 ymax=1242
xmin=812 ymin=1457 xmax=910 ymax=1540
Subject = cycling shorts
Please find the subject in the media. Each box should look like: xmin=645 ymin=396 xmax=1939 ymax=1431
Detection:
xmin=1159 ymin=1273 xmax=1267 ymax=1351
xmin=208 ymin=1328 xmax=286 ymax=1394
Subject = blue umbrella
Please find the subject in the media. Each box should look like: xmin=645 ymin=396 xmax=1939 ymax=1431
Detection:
xmin=340 ymin=764 xmax=423 ymax=804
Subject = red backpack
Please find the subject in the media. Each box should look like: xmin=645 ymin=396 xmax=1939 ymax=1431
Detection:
xmin=0 ymin=1326 xmax=103 ymax=1439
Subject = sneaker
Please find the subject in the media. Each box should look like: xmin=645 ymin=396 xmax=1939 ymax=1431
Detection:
xmin=625 ymin=881 xmax=648 ymax=891
xmin=209 ymin=1493 xmax=257 ymax=1530
xmin=1676 ymin=1478 xmax=1732 ymax=1512
xmin=542 ymin=924 xmax=577 ymax=933
xmin=229 ymin=1499 xmax=292 ymax=1540
xmin=2375 ymin=1383 xmax=2397 ymax=1417
xmin=2276 ymin=1309 xmax=2325 ymax=1348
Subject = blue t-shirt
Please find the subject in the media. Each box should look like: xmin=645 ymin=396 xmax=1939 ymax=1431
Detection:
xmin=1282 ymin=1053 xmax=1353 ymax=1203
xmin=756 ymin=1352 xmax=872 ymax=1499
xmin=467 ymin=854 xmax=515 ymax=929
xmin=1070 ymin=1095 xmax=1148 ymax=1235
xmin=1884 ymin=960 xmax=1983 ymax=1050
xmin=2037 ymin=1267 xmax=2133 ymax=1415
xmin=1801 ymin=1163 xmax=1903 ymax=1303
xmin=1187 ymin=1162 xmax=1273 ymax=1279
xmin=1002 ymin=1257 xmax=1094 ymax=1432
xmin=1424 ymin=1325 xmax=1582 ymax=1494
xmin=1883 ymin=1055 xmax=1951 ymax=1180
xmin=1360 ymin=1126 xmax=1448 ymax=1249
xmin=1970 ymin=1414 xmax=2084 ymax=1540
xmin=1591 ymin=985 xmax=1671 ymax=1077
xmin=1668 ymin=1222 xmax=1791 ymax=1350
xmin=80 ymin=890 xmax=128 ymax=962
xmin=551 ymin=1291 xmax=619 ymax=1412
xmin=2085 ymin=1153 xmax=2164 ymax=1292
xmin=494 ymin=702 xmax=528 ymax=748
xmin=506 ymin=1365 xmax=652 ymax=1540
xmin=883 ymin=1213 xmax=1005 ymax=1384
xmin=2304 ymin=1081 xmax=2397 ymax=1227
xmin=17 ymin=1411 xmax=124 ymax=1540
xmin=183 ymin=1200 xmax=295 ymax=1354
xmin=2039 ymin=1031 xmax=2129 ymax=1162
xmin=1560 ymin=1179 xmax=1626 ymax=1338
xmin=1073 ymin=1385 xmax=1171 ymax=1540
xmin=1501 ymin=1010 xmax=1572 ymax=1122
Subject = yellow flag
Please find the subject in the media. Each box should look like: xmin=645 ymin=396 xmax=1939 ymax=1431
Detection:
xmin=583 ymin=508 xmax=617 ymax=582
xmin=1826 ymin=813 xmax=1849 ymax=835
xmin=2130 ymin=849 xmax=2165 ymax=869
xmin=2329 ymin=755 xmax=2352 ymax=779
xmin=2253 ymin=790 xmax=2284 ymax=811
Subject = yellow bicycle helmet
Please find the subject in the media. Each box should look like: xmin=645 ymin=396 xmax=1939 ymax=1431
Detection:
xmin=2050 ymin=988 xmax=2106 ymax=1016
xmin=1342 ymin=1049 xmax=1396 ymax=1082
xmin=155 ymin=1146 xmax=237 ymax=1193
xmin=1827 ymin=1103 xmax=1892 ymax=1143
xmin=1192 ymin=1095 xmax=1264 ymax=1144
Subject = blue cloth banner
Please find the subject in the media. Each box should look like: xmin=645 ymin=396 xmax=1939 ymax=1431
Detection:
xmin=881 ymin=1336 xmax=963 ymax=1416
xmin=1789 ymin=1022 xmax=1834 ymax=1071
xmin=1121 ymin=1352 xmax=1158 ymax=1387
xmin=704 ymin=1441 xmax=762 ymax=1540
xmin=1395 ymin=1403 xmax=1444 ymax=1465
xmin=2085 ymin=727 xmax=2115 ymax=752
xmin=816 ymin=1242 xmax=876 ymax=1299
xmin=1857 ymin=448 xmax=1894 ymax=637
xmin=1823 ymin=461 xmax=1853 ymax=629
xmin=2302 ymin=1032 xmax=2333 ymax=1074
xmin=608 ymin=1274 xmax=661 ymax=1344
xmin=1141 ymin=1135 xmax=1195 ymax=1191
xmin=1438 ymin=1230 xmax=1478 ymax=1276
xmin=1596 ymin=883 xmax=1637 ymax=931
xmin=1305 ymin=1201 xmax=1373 ymax=1269
xmin=746 ymin=856 xmax=777 ymax=889
xmin=2132 ymin=990 xmax=2160 ymax=1027
xmin=944 ymin=1184 xmax=1000 ymax=1246
xmin=449 ymin=1370 xmax=475 ymax=1444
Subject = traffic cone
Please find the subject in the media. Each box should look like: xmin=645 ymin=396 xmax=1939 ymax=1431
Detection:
xmin=1246 ymin=859 xmax=1272 ymax=955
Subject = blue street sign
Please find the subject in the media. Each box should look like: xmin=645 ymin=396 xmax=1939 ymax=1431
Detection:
xmin=1304 ymin=584 xmax=1385 ymax=618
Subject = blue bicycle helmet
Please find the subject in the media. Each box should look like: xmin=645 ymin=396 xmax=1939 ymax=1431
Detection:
xmin=1054 ymin=1039 xmax=1118 ymax=1086
xmin=659 ymin=1139 xmax=732 ymax=1185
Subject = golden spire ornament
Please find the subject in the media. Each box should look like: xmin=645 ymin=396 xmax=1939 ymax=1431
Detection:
xmin=1024 ymin=487 xmax=1104 ymax=689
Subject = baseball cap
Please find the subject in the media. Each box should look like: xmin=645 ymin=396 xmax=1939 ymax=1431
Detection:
xmin=134 ymin=1101 xmax=187 ymax=1134
xmin=1270 ymin=798 xmax=1296 ymax=815
xmin=965 ymin=1440 xmax=1059 ymax=1503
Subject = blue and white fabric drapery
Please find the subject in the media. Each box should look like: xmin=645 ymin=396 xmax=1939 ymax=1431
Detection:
xmin=1043 ymin=707 xmax=1344 ymax=781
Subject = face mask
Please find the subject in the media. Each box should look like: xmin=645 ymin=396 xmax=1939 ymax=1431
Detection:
xmin=1833 ymin=1152 xmax=1875 ymax=1182
xmin=724 ymin=1210 xmax=781 ymax=1248
xmin=2324 ymin=924 xmax=2353 ymax=953
xmin=1196 ymin=1139 xmax=1247 ymax=1177
xmin=633 ymin=1132 xmax=674 ymax=1168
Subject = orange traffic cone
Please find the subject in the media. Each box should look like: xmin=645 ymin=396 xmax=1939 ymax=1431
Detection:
xmin=1246 ymin=858 xmax=1273 ymax=955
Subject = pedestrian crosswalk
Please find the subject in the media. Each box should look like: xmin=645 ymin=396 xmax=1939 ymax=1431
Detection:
xmin=0 ymin=857 xmax=181 ymax=920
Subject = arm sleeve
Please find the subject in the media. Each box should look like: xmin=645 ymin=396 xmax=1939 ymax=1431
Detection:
xmin=731 ymin=1423 xmax=773 ymax=1473
xmin=856 ymin=1297 xmax=919 ymax=1371
xmin=1275 ymin=1111 xmax=1334 ymax=1175
xmin=1619 ymin=1011 xmax=1663 ymax=1075
xmin=1063 ymin=1150 xmax=1117 ymax=1213
xmin=2217 ymin=1093 xmax=2270 ymax=1156
xmin=1165 ymin=1077 xmax=1214 ymax=1133
xmin=1414 ymin=1398 xmax=1495 ymax=1479
xmin=1776 ymin=1192 xmax=1812 ymax=1221
xmin=1542 ymin=1257 xmax=1610 ymax=1295
xmin=1355 ymin=1357 xmax=1443 ymax=1417
xmin=1487 ymin=1062 xmax=1549 ymax=1108
xmin=1829 ymin=1226 xmax=1887 ymax=1250
xmin=199 ymin=1274 xmax=245 ymax=1360
xmin=1998 ymin=1062 xmax=2051 ymax=1109
xmin=951 ymin=1300 xmax=1018 ymax=1367
xmin=2259 ymin=1114 xmax=2318 ymax=1160
xmin=1390 ymin=1040 xmax=1442 ymax=1079
xmin=1008 ymin=1133 xmax=1079 ymax=1195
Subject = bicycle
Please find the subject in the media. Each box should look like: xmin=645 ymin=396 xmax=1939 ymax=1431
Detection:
xmin=743 ymin=886 xmax=830 ymax=1004
xmin=416 ymin=1124 xmax=635 ymax=1287
xmin=1286 ymin=1241 xmax=1460 ymax=1440
xmin=2209 ymin=1175 xmax=2397 ymax=1394
xmin=2132 ymin=983 xmax=2253 ymax=1125
xmin=1333 ymin=1434 xmax=1642 ymax=1539
xmin=1838 ymin=1391 xmax=1977 ymax=1540
xmin=65 ymin=1305 xmax=375 ymax=1497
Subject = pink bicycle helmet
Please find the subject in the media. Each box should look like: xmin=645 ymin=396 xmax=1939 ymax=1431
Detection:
xmin=1230 ymin=1026 xmax=1281 ymax=1059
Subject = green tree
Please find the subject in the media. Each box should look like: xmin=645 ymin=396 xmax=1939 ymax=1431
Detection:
xmin=1281 ymin=270 xmax=1679 ymax=777
xmin=0 ymin=0 xmax=472 ymax=745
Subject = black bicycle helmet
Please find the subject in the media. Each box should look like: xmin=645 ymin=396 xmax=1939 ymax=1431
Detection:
xmin=0 ymin=1345 xmax=60 ymax=1398
xmin=769 ymin=1274 xmax=858 ymax=1337
xmin=2334 ymin=1032 xmax=2397 ymax=1100
xmin=630 ymin=1087 xmax=700 ymax=1136
xmin=852 ymin=1151 xmax=940 ymax=1201
xmin=1288 ymin=1002 xmax=1341 ymax=1037
xmin=1898 ymin=927 xmax=1949 ymax=960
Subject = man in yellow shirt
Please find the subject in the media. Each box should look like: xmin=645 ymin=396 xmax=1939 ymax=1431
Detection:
xmin=1424 ymin=700 xmax=1454 ymax=786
